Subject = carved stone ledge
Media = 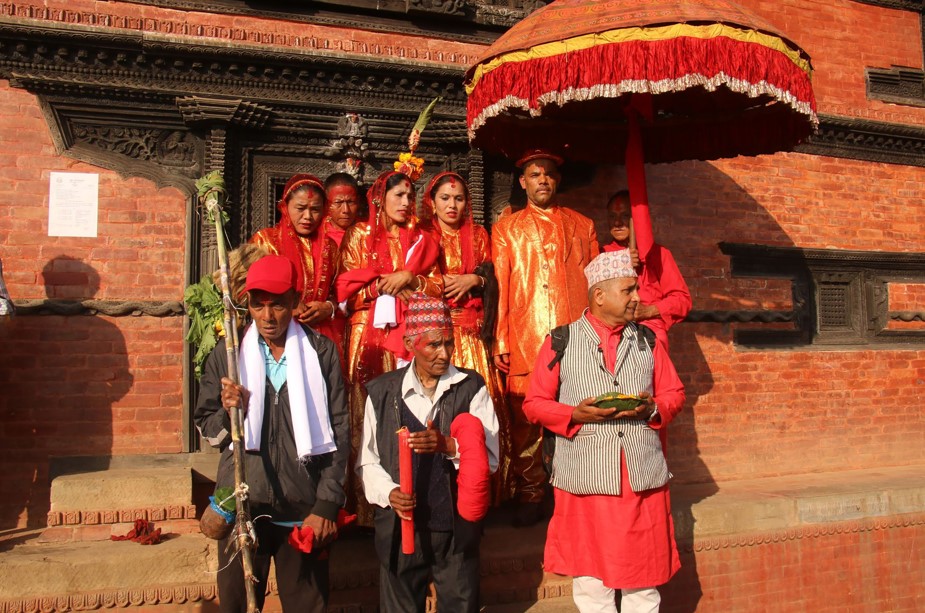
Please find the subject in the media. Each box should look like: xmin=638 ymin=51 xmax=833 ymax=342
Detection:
xmin=891 ymin=311 xmax=925 ymax=322
xmin=685 ymin=310 xmax=794 ymax=324
xmin=681 ymin=512 xmax=925 ymax=553
xmin=867 ymin=66 xmax=925 ymax=107
xmin=796 ymin=113 xmax=925 ymax=167
xmin=14 ymin=299 xmax=186 ymax=317
xmin=47 ymin=505 xmax=197 ymax=526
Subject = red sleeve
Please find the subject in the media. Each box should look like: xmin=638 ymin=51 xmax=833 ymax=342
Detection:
xmin=651 ymin=247 xmax=692 ymax=329
xmin=650 ymin=339 xmax=685 ymax=430
xmin=523 ymin=336 xmax=583 ymax=438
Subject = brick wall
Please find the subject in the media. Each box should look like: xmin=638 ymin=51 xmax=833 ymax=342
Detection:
xmin=0 ymin=0 xmax=924 ymax=532
xmin=663 ymin=515 xmax=925 ymax=612
xmin=555 ymin=153 xmax=925 ymax=485
xmin=0 ymin=81 xmax=188 ymax=529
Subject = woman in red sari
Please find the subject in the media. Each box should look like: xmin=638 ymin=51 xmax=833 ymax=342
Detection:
xmin=420 ymin=171 xmax=513 ymax=503
xmin=335 ymin=170 xmax=442 ymax=524
xmin=249 ymin=174 xmax=340 ymax=346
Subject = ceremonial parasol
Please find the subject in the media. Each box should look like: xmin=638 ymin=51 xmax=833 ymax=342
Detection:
xmin=465 ymin=0 xmax=818 ymax=254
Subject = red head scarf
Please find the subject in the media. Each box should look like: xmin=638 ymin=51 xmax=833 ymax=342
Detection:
xmin=420 ymin=171 xmax=476 ymax=276
xmin=365 ymin=171 xmax=424 ymax=275
xmin=275 ymin=174 xmax=333 ymax=303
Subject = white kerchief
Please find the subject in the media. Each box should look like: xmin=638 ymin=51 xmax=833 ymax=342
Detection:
xmin=238 ymin=319 xmax=337 ymax=459
xmin=372 ymin=234 xmax=423 ymax=329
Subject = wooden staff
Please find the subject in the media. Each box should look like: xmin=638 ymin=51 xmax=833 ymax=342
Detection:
xmin=197 ymin=171 xmax=260 ymax=613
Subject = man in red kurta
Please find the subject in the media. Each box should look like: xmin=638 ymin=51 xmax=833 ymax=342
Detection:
xmin=492 ymin=150 xmax=599 ymax=526
xmin=604 ymin=190 xmax=691 ymax=349
xmin=524 ymin=249 xmax=684 ymax=613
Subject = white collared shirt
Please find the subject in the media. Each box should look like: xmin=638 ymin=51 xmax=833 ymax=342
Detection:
xmin=358 ymin=362 xmax=500 ymax=509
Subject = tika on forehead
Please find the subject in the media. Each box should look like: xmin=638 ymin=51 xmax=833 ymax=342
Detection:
xmin=584 ymin=249 xmax=638 ymax=289
xmin=404 ymin=292 xmax=453 ymax=337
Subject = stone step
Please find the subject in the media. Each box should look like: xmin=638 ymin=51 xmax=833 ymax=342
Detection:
xmin=0 ymin=526 xmax=571 ymax=612
xmin=44 ymin=454 xmax=218 ymax=541
xmin=0 ymin=533 xmax=217 ymax=606
xmin=7 ymin=459 xmax=921 ymax=611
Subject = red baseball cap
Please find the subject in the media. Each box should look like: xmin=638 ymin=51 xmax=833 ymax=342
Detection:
xmin=245 ymin=255 xmax=298 ymax=295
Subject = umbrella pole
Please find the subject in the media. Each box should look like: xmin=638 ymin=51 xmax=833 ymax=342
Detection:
xmin=625 ymin=108 xmax=655 ymax=262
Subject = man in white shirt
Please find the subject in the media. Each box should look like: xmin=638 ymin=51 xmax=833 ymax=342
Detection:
xmin=358 ymin=293 xmax=499 ymax=613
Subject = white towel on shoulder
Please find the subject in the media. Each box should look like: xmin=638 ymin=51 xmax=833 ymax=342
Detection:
xmin=238 ymin=319 xmax=337 ymax=459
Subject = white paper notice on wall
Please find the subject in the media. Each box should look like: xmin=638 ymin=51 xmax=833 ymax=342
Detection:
xmin=48 ymin=172 xmax=99 ymax=238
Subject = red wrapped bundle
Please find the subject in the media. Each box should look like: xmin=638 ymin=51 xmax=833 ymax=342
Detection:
xmin=451 ymin=413 xmax=490 ymax=522
xmin=398 ymin=427 xmax=415 ymax=554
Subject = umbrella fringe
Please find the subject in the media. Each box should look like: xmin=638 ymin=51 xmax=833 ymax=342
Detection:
xmin=468 ymin=35 xmax=817 ymax=137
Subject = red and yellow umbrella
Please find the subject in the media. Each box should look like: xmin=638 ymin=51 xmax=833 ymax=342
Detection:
xmin=465 ymin=0 xmax=817 ymax=258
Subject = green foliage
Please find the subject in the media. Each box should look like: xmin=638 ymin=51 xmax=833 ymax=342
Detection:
xmin=593 ymin=392 xmax=642 ymax=412
xmin=195 ymin=170 xmax=229 ymax=224
xmin=184 ymin=275 xmax=224 ymax=378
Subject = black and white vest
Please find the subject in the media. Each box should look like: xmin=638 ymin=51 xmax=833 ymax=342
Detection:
xmin=552 ymin=317 xmax=670 ymax=495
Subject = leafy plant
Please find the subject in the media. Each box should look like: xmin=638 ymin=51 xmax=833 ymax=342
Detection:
xmin=184 ymin=275 xmax=225 ymax=378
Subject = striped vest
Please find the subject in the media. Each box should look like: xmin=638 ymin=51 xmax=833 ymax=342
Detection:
xmin=551 ymin=317 xmax=670 ymax=495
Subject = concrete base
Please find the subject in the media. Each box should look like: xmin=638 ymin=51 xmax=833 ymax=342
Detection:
xmin=1 ymin=461 xmax=922 ymax=612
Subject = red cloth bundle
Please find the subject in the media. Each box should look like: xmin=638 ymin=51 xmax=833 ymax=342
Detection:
xmin=451 ymin=413 xmax=490 ymax=522
xmin=111 ymin=519 xmax=162 ymax=545
xmin=287 ymin=509 xmax=358 ymax=554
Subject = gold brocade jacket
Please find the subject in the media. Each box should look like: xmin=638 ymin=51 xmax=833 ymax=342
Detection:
xmin=492 ymin=203 xmax=599 ymax=378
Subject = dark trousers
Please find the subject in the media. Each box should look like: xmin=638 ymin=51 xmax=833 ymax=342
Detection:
xmin=217 ymin=521 xmax=329 ymax=613
xmin=379 ymin=528 xmax=480 ymax=613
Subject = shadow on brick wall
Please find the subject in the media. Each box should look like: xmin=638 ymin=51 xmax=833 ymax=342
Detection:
xmin=0 ymin=256 xmax=133 ymax=530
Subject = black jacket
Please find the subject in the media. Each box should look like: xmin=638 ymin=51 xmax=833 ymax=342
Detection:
xmin=194 ymin=323 xmax=350 ymax=522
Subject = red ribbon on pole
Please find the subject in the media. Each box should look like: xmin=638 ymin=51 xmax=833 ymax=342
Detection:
xmin=397 ymin=427 xmax=415 ymax=554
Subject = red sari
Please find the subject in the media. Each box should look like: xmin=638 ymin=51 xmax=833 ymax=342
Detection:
xmin=249 ymin=174 xmax=341 ymax=350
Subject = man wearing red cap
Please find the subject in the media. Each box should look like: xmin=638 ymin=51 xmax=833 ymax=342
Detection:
xmin=358 ymin=293 xmax=499 ymax=612
xmin=194 ymin=254 xmax=350 ymax=612
xmin=492 ymin=149 xmax=599 ymax=526
xmin=604 ymin=190 xmax=691 ymax=349
xmin=524 ymin=250 xmax=685 ymax=613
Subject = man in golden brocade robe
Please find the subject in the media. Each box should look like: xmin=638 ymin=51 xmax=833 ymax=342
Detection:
xmin=492 ymin=150 xmax=600 ymax=526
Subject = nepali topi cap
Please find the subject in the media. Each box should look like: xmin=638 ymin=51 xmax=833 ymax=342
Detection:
xmin=245 ymin=254 xmax=298 ymax=295
xmin=515 ymin=148 xmax=564 ymax=168
xmin=584 ymin=249 xmax=638 ymax=289
xmin=404 ymin=292 xmax=453 ymax=337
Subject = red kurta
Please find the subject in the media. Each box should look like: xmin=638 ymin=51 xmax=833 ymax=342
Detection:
xmin=603 ymin=241 xmax=691 ymax=348
xmin=523 ymin=313 xmax=684 ymax=589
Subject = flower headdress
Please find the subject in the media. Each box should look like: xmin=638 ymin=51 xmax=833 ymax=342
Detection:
xmin=393 ymin=97 xmax=441 ymax=182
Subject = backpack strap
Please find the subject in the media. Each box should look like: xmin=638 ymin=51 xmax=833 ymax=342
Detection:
xmin=547 ymin=324 xmax=570 ymax=370
xmin=542 ymin=324 xmax=570 ymax=475
xmin=636 ymin=323 xmax=656 ymax=351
